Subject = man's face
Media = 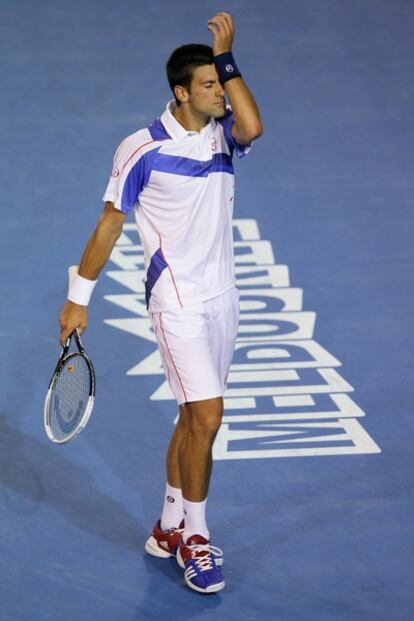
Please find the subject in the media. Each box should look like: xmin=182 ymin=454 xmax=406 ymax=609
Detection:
xmin=184 ymin=64 xmax=226 ymax=118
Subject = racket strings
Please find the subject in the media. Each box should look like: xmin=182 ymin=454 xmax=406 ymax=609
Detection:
xmin=47 ymin=354 xmax=91 ymax=441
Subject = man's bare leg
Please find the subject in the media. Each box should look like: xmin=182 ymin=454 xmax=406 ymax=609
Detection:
xmin=165 ymin=403 xmax=191 ymax=488
xmin=178 ymin=397 xmax=223 ymax=502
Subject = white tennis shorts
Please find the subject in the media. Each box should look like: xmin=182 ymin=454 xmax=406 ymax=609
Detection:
xmin=149 ymin=286 xmax=240 ymax=405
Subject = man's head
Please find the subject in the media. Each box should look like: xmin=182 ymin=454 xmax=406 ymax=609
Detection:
xmin=166 ymin=44 xmax=226 ymax=119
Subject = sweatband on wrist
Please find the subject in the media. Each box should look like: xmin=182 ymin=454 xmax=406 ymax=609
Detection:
xmin=68 ymin=271 xmax=97 ymax=306
xmin=214 ymin=51 xmax=242 ymax=84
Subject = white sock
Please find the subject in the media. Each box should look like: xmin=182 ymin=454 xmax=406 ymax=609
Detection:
xmin=183 ymin=497 xmax=210 ymax=542
xmin=160 ymin=483 xmax=184 ymax=531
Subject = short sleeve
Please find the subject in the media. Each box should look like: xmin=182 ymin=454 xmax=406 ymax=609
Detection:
xmin=217 ymin=108 xmax=252 ymax=159
xmin=102 ymin=130 xmax=160 ymax=214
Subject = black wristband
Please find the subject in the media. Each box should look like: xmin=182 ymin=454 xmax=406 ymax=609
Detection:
xmin=214 ymin=51 xmax=242 ymax=84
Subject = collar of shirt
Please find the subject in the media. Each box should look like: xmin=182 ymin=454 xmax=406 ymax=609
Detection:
xmin=160 ymin=100 xmax=216 ymax=142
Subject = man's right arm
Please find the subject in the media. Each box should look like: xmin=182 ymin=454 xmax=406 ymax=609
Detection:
xmin=59 ymin=201 xmax=126 ymax=344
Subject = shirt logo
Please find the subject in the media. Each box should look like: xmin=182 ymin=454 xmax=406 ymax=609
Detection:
xmin=111 ymin=168 xmax=120 ymax=178
xmin=211 ymin=138 xmax=217 ymax=152
xmin=167 ymin=495 xmax=175 ymax=503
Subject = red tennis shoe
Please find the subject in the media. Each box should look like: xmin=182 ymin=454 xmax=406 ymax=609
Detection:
xmin=145 ymin=519 xmax=184 ymax=558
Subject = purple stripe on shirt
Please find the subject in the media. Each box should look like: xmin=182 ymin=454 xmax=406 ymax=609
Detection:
xmin=152 ymin=153 xmax=234 ymax=177
xmin=145 ymin=248 xmax=168 ymax=308
xmin=120 ymin=146 xmax=162 ymax=214
xmin=148 ymin=118 xmax=171 ymax=141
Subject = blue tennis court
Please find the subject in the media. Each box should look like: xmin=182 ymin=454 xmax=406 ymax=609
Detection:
xmin=1 ymin=0 xmax=413 ymax=619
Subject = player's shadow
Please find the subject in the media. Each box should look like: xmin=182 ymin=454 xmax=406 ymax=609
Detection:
xmin=0 ymin=418 xmax=145 ymax=552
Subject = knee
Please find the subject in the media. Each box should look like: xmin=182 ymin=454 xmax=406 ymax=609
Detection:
xmin=178 ymin=404 xmax=191 ymax=432
xmin=187 ymin=397 xmax=223 ymax=436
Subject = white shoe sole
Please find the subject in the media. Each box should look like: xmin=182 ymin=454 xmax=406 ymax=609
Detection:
xmin=144 ymin=536 xmax=174 ymax=558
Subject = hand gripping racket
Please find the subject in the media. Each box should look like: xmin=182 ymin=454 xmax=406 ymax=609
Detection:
xmin=44 ymin=329 xmax=96 ymax=443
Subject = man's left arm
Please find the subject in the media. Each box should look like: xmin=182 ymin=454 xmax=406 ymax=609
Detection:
xmin=208 ymin=12 xmax=263 ymax=145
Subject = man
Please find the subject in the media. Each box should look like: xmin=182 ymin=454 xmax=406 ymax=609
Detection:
xmin=59 ymin=12 xmax=262 ymax=594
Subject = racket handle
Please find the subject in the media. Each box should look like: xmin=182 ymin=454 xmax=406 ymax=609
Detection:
xmin=73 ymin=328 xmax=85 ymax=352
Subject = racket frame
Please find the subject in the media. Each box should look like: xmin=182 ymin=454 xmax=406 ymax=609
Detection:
xmin=44 ymin=329 xmax=96 ymax=444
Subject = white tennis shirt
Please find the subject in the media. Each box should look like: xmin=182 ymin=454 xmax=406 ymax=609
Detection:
xmin=103 ymin=100 xmax=251 ymax=312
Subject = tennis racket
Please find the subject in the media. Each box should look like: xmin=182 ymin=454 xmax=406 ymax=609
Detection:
xmin=44 ymin=328 xmax=96 ymax=443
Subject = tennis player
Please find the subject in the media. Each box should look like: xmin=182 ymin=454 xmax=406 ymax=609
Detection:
xmin=59 ymin=12 xmax=262 ymax=594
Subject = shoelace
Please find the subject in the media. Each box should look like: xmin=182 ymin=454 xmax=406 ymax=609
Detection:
xmin=187 ymin=544 xmax=214 ymax=572
xmin=171 ymin=527 xmax=184 ymax=534
xmin=164 ymin=525 xmax=184 ymax=537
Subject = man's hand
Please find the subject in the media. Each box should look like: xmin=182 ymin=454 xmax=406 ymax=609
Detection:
xmin=207 ymin=12 xmax=234 ymax=55
xmin=59 ymin=300 xmax=88 ymax=346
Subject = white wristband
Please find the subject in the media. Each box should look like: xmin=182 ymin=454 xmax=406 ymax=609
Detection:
xmin=67 ymin=267 xmax=97 ymax=306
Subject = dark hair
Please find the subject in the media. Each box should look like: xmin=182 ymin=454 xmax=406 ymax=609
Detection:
xmin=166 ymin=44 xmax=214 ymax=105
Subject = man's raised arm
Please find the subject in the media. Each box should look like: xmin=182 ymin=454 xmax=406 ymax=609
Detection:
xmin=207 ymin=12 xmax=263 ymax=145
xmin=59 ymin=202 xmax=125 ymax=345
